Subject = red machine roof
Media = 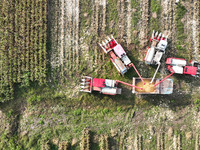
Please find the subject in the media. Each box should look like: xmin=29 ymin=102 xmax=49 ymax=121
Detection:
xmin=184 ymin=66 xmax=197 ymax=75
xmin=93 ymin=78 xmax=106 ymax=88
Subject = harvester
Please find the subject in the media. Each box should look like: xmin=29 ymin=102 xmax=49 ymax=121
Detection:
xmin=99 ymin=35 xmax=145 ymax=85
xmin=144 ymin=30 xmax=168 ymax=65
xmin=144 ymin=30 xmax=169 ymax=84
xmin=166 ymin=58 xmax=200 ymax=77
xmin=80 ymin=76 xmax=143 ymax=95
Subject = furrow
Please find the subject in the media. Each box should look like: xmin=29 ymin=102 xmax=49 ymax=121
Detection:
xmin=75 ymin=0 xmax=80 ymax=71
xmin=38 ymin=0 xmax=43 ymax=83
xmin=126 ymin=0 xmax=132 ymax=45
xmin=72 ymin=0 xmax=76 ymax=72
xmin=60 ymin=0 xmax=65 ymax=66
xmin=26 ymin=0 xmax=31 ymax=76
xmin=34 ymin=0 xmax=39 ymax=80
xmin=193 ymin=0 xmax=200 ymax=60
xmin=18 ymin=0 xmax=23 ymax=82
xmin=195 ymin=133 xmax=199 ymax=150
xmin=68 ymin=0 xmax=73 ymax=73
xmin=102 ymin=0 xmax=106 ymax=32
xmin=64 ymin=0 xmax=70 ymax=73
xmin=59 ymin=0 xmax=65 ymax=81
xmin=171 ymin=0 xmax=176 ymax=49
xmin=95 ymin=0 xmax=99 ymax=66
xmin=8 ymin=0 xmax=13 ymax=85
xmin=120 ymin=0 xmax=125 ymax=38
xmin=168 ymin=0 xmax=173 ymax=38
xmin=139 ymin=0 xmax=150 ymax=47
xmin=42 ymin=0 xmax=47 ymax=82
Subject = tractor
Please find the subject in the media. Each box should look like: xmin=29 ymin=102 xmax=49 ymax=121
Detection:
xmin=166 ymin=58 xmax=200 ymax=77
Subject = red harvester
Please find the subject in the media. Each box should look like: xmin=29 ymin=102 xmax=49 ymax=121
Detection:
xmin=80 ymin=76 xmax=143 ymax=95
xmin=99 ymin=35 xmax=145 ymax=85
xmin=166 ymin=58 xmax=200 ymax=77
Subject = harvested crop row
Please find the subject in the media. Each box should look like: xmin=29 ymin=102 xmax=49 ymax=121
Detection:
xmin=126 ymin=0 xmax=132 ymax=45
xmin=139 ymin=0 xmax=150 ymax=47
xmin=193 ymin=0 xmax=200 ymax=61
xmin=100 ymin=135 xmax=109 ymax=150
xmin=80 ymin=129 xmax=90 ymax=150
xmin=134 ymin=134 xmax=143 ymax=150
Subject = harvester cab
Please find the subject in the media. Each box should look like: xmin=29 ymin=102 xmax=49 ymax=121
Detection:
xmin=166 ymin=58 xmax=200 ymax=77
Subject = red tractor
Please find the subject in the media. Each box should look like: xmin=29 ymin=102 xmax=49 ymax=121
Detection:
xmin=166 ymin=58 xmax=200 ymax=77
xmin=80 ymin=76 xmax=143 ymax=95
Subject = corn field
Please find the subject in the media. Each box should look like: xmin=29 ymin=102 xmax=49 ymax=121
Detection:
xmin=0 ymin=0 xmax=47 ymax=102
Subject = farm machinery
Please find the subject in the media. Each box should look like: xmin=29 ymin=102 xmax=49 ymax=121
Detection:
xmin=166 ymin=58 xmax=200 ymax=77
xmin=132 ymin=78 xmax=173 ymax=94
xmin=99 ymin=35 xmax=145 ymax=85
xmin=80 ymin=76 xmax=173 ymax=95
xmin=144 ymin=30 xmax=168 ymax=65
xmin=80 ymin=76 xmax=143 ymax=95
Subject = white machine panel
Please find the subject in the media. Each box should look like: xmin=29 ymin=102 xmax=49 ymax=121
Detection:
xmin=172 ymin=66 xmax=184 ymax=74
xmin=105 ymin=79 xmax=115 ymax=87
xmin=171 ymin=59 xmax=187 ymax=66
xmin=101 ymin=87 xmax=117 ymax=95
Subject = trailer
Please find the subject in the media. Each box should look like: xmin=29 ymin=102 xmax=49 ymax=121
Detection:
xmin=166 ymin=58 xmax=200 ymax=77
xmin=80 ymin=76 xmax=143 ymax=95
xmin=132 ymin=78 xmax=173 ymax=94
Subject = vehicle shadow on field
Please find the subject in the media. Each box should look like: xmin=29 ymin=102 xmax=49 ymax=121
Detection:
xmin=80 ymin=88 xmax=136 ymax=108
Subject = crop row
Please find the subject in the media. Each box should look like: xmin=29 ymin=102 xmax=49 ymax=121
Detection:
xmin=0 ymin=0 xmax=47 ymax=102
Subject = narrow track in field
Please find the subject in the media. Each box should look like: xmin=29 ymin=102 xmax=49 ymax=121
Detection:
xmin=192 ymin=0 xmax=200 ymax=61
xmin=139 ymin=0 xmax=150 ymax=47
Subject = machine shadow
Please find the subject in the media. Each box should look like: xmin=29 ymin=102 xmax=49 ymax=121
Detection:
xmin=140 ymin=82 xmax=192 ymax=111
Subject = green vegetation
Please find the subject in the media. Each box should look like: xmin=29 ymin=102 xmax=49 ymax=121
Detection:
xmin=175 ymin=3 xmax=189 ymax=59
xmin=194 ymin=99 xmax=200 ymax=111
xmin=106 ymin=0 xmax=119 ymax=35
xmin=150 ymin=0 xmax=161 ymax=31
xmin=0 ymin=0 xmax=47 ymax=102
